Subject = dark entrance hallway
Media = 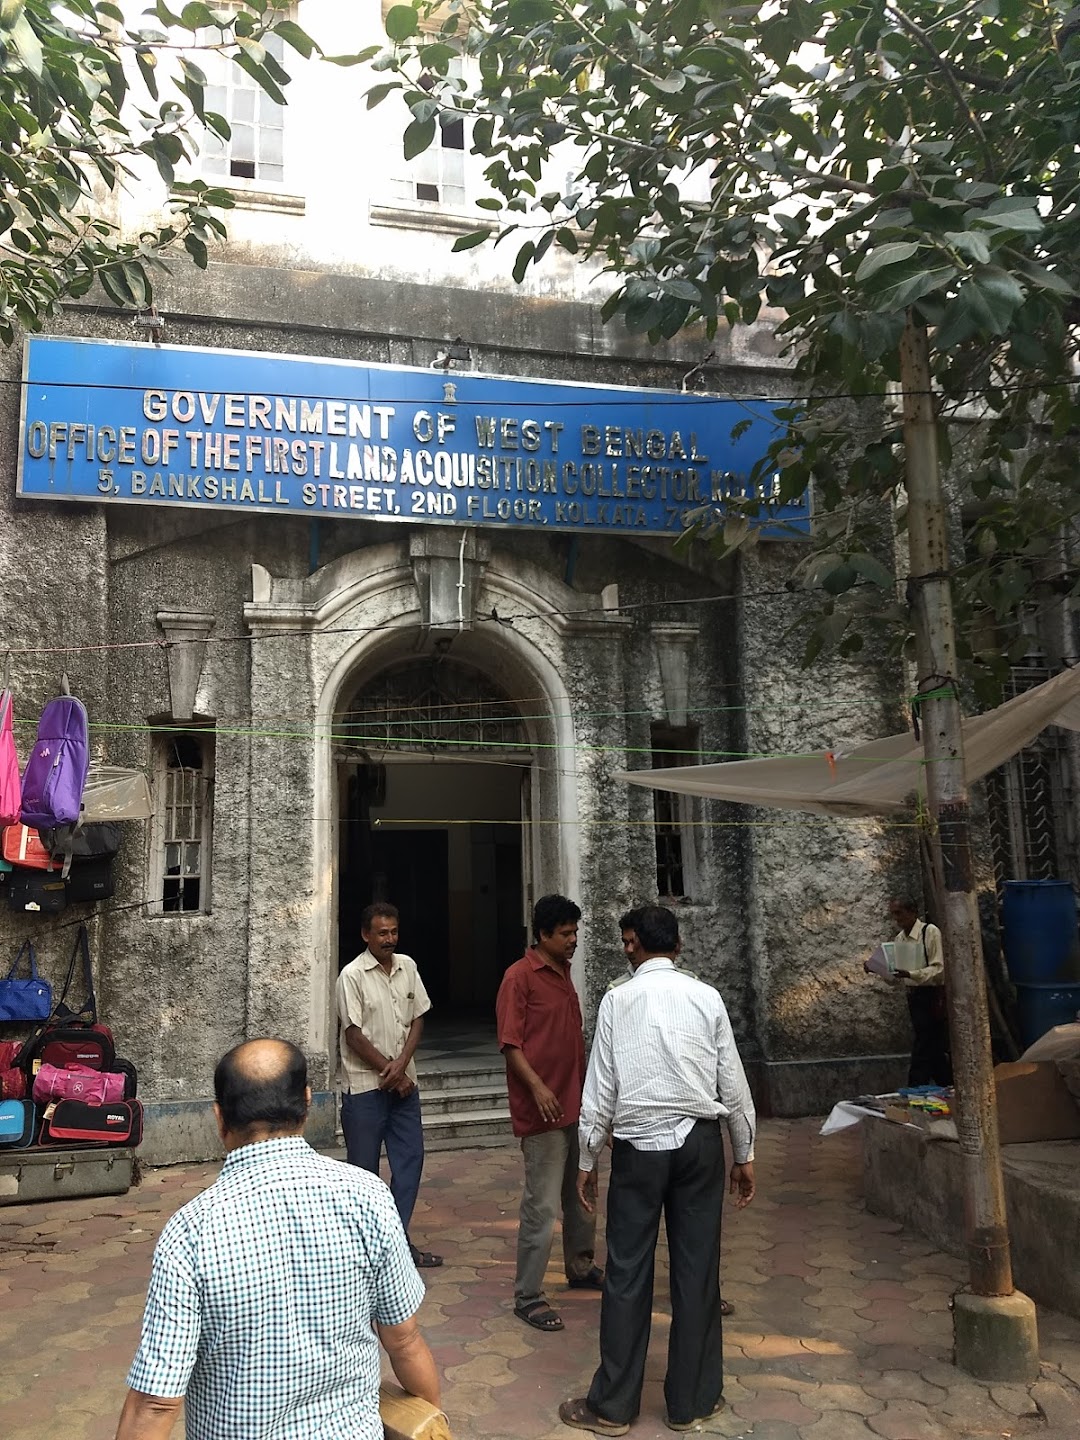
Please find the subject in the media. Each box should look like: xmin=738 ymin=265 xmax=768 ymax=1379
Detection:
xmin=338 ymin=758 xmax=529 ymax=1016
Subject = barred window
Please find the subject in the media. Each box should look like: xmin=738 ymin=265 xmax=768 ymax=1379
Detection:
xmin=154 ymin=734 xmax=214 ymax=914
xmin=651 ymin=725 xmax=698 ymax=900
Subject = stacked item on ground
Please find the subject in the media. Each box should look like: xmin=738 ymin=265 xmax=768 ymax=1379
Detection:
xmin=0 ymin=925 xmax=142 ymax=1152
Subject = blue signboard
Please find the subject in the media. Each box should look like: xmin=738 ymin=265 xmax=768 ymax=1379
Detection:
xmin=18 ymin=337 xmax=809 ymax=538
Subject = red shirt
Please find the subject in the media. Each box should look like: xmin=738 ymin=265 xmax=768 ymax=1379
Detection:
xmin=496 ymin=949 xmax=586 ymax=1138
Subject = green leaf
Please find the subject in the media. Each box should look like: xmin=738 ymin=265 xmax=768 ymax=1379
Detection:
xmin=512 ymin=240 xmax=535 ymax=283
xmin=385 ymin=4 xmax=418 ymax=42
xmin=854 ymin=242 xmax=920 ymax=283
xmin=9 ymin=12 xmax=42 ymax=77
xmin=848 ymin=552 xmax=893 ymax=588
xmin=943 ymin=230 xmax=991 ymax=265
xmin=273 ymin=19 xmax=316 ymax=58
xmin=403 ymin=116 xmax=436 ymax=161
xmin=366 ymin=82 xmax=401 ymax=109
xmin=452 ymin=229 xmax=492 ymax=251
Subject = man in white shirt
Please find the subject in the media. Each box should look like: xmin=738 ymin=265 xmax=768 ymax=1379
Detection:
xmin=337 ymin=902 xmax=442 ymax=1269
xmin=560 ymin=905 xmax=756 ymax=1438
xmin=886 ymin=896 xmax=950 ymax=1086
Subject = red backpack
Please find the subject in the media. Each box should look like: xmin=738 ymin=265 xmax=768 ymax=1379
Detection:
xmin=19 ymin=925 xmax=115 ymax=1078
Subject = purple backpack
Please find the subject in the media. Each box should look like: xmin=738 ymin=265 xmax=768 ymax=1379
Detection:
xmin=20 ymin=688 xmax=89 ymax=830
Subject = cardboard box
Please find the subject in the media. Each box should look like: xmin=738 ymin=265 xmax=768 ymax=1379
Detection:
xmin=993 ymin=1061 xmax=1080 ymax=1145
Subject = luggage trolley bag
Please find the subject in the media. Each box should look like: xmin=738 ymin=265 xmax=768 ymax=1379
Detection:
xmin=0 ymin=1098 xmax=38 ymax=1148
xmin=38 ymin=1098 xmax=143 ymax=1148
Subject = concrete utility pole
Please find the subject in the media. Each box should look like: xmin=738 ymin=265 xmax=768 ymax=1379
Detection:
xmin=898 ymin=315 xmax=1038 ymax=1381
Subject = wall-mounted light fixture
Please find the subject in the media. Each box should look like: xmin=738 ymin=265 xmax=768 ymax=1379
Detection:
xmin=431 ymin=337 xmax=472 ymax=370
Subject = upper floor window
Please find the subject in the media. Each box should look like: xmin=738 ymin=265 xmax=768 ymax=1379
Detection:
xmin=384 ymin=62 xmax=470 ymax=214
xmin=197 ymin=27 xmax=286 ymax=185
xmin=152 ymin=732 xmax=215 ymax=914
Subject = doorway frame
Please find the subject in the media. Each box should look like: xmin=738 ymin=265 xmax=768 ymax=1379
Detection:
xmin=311 ymin=612 xmax=580 ymax=1069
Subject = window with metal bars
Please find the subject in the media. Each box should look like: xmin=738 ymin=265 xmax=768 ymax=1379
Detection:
xmin=651 ymin=725 xmax=698 ymax=900
xmin=155 ymin=734 xmax=214 ymax=914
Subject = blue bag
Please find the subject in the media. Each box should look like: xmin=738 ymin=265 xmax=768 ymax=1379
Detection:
xmin=0 ymin=1098 xmax=38 ymax=1147
xmin=0 ymin=942 xmax=53 ymax=1022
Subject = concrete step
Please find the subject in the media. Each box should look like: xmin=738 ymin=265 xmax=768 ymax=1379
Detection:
xmin=424 ymin=1130 xmax=517 ymax=1153
xmin=415 ymin=1064 xmax=506 ymax=1094
xmin=422 ymin=1107 xmax=515 ymax=1147
xmin=422 ymin=1085 xmax=510 ymax=1117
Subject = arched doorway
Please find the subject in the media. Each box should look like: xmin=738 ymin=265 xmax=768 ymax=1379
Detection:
xmin=335 ymin=655 xmax=533 ymax=1016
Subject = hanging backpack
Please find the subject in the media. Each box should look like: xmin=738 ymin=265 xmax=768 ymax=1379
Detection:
xmin=0 ymin=688 xmax=20 ymax=829
xmin=18 ymin=925 xmax=114 ymax=1077
xmin=20 ymin=680 xmax=90 ymax=833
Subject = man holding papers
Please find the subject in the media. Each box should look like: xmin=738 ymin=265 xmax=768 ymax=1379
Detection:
xmin=865 ymin=897 xmax=949 ymax=1086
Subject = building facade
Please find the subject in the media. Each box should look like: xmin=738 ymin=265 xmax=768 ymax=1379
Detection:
xmin=6 ymin=2 xmax=1063 ymax=1162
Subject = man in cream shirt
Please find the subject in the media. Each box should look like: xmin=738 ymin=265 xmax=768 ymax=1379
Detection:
xmin=337 ymin=902 xmax=442 ymax=1269
xmin=887 ymin=896 xmax=950 ymax=1086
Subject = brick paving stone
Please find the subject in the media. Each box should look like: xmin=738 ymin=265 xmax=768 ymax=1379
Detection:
xmin=730 ymin=1392 xmax=823 ymax=1425
xmin=800 ymin=1415 xmax=877 ymax=1440
xmin=6 ymin=1118 xmax=1080 ymax=1438
xmin=866 ymin=1400 xmax=953 ymax=1438
xmin=811 ymin=1382 xmax=885 ymax=1416
xmin=1031 ymin=1376 xmax=1080 ymax=1429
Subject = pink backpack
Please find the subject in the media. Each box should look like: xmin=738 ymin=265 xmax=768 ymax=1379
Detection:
xmin=0 ymin=689 xmax=19 ymax=828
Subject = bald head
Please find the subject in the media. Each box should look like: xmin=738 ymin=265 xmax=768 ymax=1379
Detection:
xmin=214 ymin=1038 xmax=309 ymax=1142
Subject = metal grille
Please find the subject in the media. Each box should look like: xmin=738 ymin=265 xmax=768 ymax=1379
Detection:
xmin=652 ymin=726 xmax=697 ymax=899
xmin=162 ymin=736 xmax=211 ymax=912
xmin=339 ymin=659 xmax=527 ymax=755
xmin=985 ymin=667 xmax=1076 ymax=890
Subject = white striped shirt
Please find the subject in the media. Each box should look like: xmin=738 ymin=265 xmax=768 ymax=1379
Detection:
xmin=579 ymin=958 xmax=756 ymax=1169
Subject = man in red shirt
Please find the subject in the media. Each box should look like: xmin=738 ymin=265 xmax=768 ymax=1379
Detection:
xmin=496 ymin=894 xmax=602 ymax=1332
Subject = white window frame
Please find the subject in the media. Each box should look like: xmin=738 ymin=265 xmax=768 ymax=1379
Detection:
xmin=149 ymin=732 xmax=215 ymax=916
xmin=194 ymin=20 xmax=288 ymax=192
xmin=372 ymin=57 xmax=482 ymax=233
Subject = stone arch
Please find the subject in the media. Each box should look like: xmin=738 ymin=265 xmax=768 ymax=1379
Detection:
xmin=306 ymin=561 xmax=583 ymax=1066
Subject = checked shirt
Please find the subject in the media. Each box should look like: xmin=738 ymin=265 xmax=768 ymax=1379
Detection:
xmin=127 ymin=1135 xmax=424 ymax=1440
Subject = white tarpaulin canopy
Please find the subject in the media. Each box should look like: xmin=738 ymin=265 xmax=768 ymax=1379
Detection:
xmin=618 ymin=664 xmax=1080 ymax=819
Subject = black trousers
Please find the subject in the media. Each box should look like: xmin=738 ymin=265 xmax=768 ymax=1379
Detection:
xmin=907 ymin=986 xmax=952 ymax=1086
xmin=587 ymin=1119 xmax=725 ymax=1426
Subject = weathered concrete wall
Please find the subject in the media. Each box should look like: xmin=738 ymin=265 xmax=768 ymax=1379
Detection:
xmin=863 ymin=1121 xmax=1080 ymax=1321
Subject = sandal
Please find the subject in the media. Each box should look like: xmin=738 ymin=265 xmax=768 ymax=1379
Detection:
xmin=567 ymin=1265 xmax=605 ymax=1290
xmin=719 ymin=1298 xmax=735 ymax=1317
xmin=515 ymin=1299 xmax=564 ymax=1332
xmin=410 ymin=1245 xmax=443 ymax=1269
xmin=665 ymin=1400 xmax=726 ymax=1432
xmin=559 ymin=1398 xmax=629 ymax=1436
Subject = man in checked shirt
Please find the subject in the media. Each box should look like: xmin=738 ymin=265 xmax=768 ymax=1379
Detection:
xmin=115 ymin=1039 xmax=440 ymax=1440
xmin=560 ymin=905 xmax=756 ymax=1437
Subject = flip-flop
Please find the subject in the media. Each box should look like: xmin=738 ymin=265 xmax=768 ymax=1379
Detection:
xmin=516 ymin=1299 xmax=564 ymax=1331
xmin=720 ymin=1298 xmax=735 ymax=1317
xmin=410 ymin=1246 xmax=443 ymax=1269
xmin=567 ymin=1266 xmax=605 ymax=1290
xmin=559 ymin=1398 xmax=630 ymax=1435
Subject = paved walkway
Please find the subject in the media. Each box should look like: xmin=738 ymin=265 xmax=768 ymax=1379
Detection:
xmin=3 ymin=1119 xmax=1080 ymax=1439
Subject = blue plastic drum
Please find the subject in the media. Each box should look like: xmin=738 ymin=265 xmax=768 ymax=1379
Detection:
xmin=1001 ymin=880 xmax=1080 ymax=986
xmin=1014 ymin=982 xmax=1080 ymax=1050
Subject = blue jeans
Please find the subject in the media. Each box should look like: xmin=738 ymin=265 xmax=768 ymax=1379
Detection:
xmin=341 ymin=1087 xmax=425 ymax=1233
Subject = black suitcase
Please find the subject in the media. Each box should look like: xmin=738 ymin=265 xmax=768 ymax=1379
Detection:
xmin=8 ymin=872 xmax=67 ymax=913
